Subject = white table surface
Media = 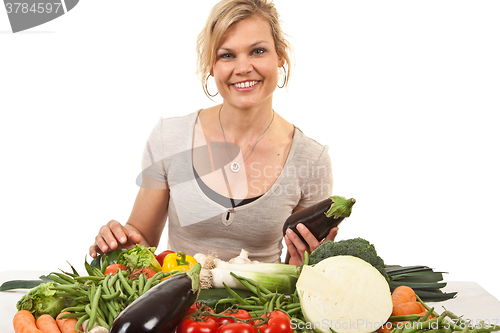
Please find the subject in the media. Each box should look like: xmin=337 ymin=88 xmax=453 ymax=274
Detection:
xmin=1 ymin=271 xmax=500 ymax=333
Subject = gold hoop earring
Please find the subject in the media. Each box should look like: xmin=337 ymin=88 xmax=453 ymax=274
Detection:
xmin=277 ymin=66 xmax=287 ymax=89
xmin=205 ymin=74 xmax=219 ymax=97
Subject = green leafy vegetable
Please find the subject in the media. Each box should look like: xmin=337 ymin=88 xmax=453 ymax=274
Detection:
xmin=16 ymin=282 xmax=65 ymax=319
xmin=117 ymin=244 xmax=162 ymax=272
xmin=308 ymin=237 xmax=390 ymax=283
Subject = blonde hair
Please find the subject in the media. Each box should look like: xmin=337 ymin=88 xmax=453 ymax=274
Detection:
xmin=197 ymin=0 xmax=293 ymax=98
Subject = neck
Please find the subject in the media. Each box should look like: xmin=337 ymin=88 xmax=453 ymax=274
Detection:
xmin=218 ymin=102 xmax=275 ymax=146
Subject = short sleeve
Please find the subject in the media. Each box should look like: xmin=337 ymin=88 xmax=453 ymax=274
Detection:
xmin=139 ymin=118 xmax=168 ymax=189
xmin=297 ymin=145 xmax=333 ymax=208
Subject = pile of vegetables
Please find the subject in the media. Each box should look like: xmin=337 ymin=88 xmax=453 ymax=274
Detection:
xmin=2 ymin=236 xmax=494 ymax=333
xmin=4 ymin=245 xmax=191 ymax=333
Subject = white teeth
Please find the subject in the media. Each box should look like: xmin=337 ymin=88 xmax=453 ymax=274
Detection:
xmin=235 ymin=81 xmax=258 ymax=88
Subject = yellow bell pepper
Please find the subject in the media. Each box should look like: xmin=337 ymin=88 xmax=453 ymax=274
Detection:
xmin=162 ymin=251 xmax=197 ymax=273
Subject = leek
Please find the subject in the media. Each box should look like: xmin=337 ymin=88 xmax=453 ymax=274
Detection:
xmin=201 ymin=267 xmax=297 ymax=294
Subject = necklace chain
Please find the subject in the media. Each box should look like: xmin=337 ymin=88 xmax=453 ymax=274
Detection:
xmin=218 ymin=104 xmax=275 ymax=173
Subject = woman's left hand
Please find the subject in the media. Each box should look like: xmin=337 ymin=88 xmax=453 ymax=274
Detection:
xmin=284 ymin=223 xmax=338 ymax=266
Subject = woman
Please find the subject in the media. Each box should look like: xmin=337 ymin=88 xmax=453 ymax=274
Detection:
xmin=88 ymin=0 xmax=337 ymax=266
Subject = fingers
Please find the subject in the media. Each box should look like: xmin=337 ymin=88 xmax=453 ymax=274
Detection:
xmin=89 ymin=220 xmax=142 ymax=258
xmin=284 ymin=224 xmax=341 ymax=265
xmin=324 ymin=227 xmax=339 ymax=242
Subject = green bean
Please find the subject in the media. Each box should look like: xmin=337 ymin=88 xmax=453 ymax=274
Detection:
xmin=48 ymin=273 xmax=73 ymax=285
xmin=286 ymin=307 xmax=302 ymax=316
xmin=222 ymin=283 xmax=249 ymax=305
xmin=244 ymin=277 xmax=273 ymax=295
xmin=143 ymin=274 xmax=159 ymax=293
xmin=96 ymin=314 xmax=110 ymax=330
xmin=88 ymin=285 xmax=102 ymax=330
xmin=419 ymin=308 xmax=434 ymax=322
xmin=108 ymin=273 xmax=119 ymax=289
xmin=115 ymin=276 xmax=124 ymax=298
xmin=51 ymin=285 xmax=83 ymax=297
xmin=118 ymin=270 xmax=134 ymax=296
xmin=388 ymin=315 xmax=423 ymax=322
xmin=282 ymin=303 xmax=301 ymax=310
xmin=57 ymin=312 xmax=87 ymax=319
xmin=228 ymin=272 xmax=260 ymax=296
xmin=54 ymin=291 xmax=78 ymax=298
xmin=62 ymin=305 xmax=87 ymax=313
xmin=101 ymin=290 xmax=121 ymax=300
xmin=104 ymin=298 xmax=119 ymax=319
xmin=89 ymin=283 xmax=96 ymax=305
xmin=75 ymin=314 xmax=89 ymax=333
xmin=267 ymin=294 xmax=277 ymax=312
xmin=101 ymin=258 xmax=109 ymax=275
xmin=85 ymin=261 xmax=95 ymax=276
xmin=93 ymin=267 xmax=104 ymax=277
xmin=138 ymin=273 xmax=145 ymax=295
xmin=235 ymin=304 xmax=267 ymax=311
xmin=275 ymin=294 xmax=284 ymax=310
xmin=74 ymin=275 xmax=105 ymax=282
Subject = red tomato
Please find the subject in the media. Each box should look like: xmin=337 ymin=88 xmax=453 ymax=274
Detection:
xmin=214 ymin=309 xmax=252 ymax=326
xmin=131 ymin=267 xmax=156 ymax=279
xmin=187 ymin=302 xmax=216 ymax=317
xmin=216 ymin=322 xmax=257 ymax=333
xmin=104 ymin=264 xmax=127 ymax=275
xmin=256 ymin=310 xmax=292 ymax=333
xmin=177 ymin=316 xmax=219 ymax=333
xmin=155 ymin=250 xmax=175 ymax=266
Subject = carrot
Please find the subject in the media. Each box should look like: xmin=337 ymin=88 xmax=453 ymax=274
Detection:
xmin=36 ymin=314 xmax=62 ymax=333
xmin=392 ymin=301 xmax=426 ymax=316
xmin=13 ymin=310 xmax=44 ymax=333
xmin=56 ymin=312 xmax=81 ymax=333
xmin=391 ymin=285 xmax=417 ymax=306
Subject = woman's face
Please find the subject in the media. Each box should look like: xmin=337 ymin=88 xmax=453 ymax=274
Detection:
xmin=212 ymin=15 xmax=284 ymax=111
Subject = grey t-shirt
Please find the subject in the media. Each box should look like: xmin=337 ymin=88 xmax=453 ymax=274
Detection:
xmin=140 ymin=110 xmax=333 ymax=263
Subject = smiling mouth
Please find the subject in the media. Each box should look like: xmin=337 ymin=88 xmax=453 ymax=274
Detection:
xmin=233 ymin=80 xmax=259 ymax=88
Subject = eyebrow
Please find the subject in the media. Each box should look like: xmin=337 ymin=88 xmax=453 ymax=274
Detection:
xmin=218 ymin=40 xmax=269 ymax=52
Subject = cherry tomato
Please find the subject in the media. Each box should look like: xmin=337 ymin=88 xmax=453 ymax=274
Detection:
xmin=216 ymin=322 xmax=257 ymax=333
xmin=214 ymin=309 xmax=252 ymax=326
xmin=177 ymin=316 xmax=219 ymax=333
xmin=131 ymin=267 xmax=156 ymax=279
xmin=104 ymin=263 xmax=127 ymax=275
xmin=256 ymin=310 xmax=293 ymax=333
xmin=155 ymin=250 xmax=175 ymax=266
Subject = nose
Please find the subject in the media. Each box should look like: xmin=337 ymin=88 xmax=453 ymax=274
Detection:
xmin=234 ymin=56 xmax=253 ymax=75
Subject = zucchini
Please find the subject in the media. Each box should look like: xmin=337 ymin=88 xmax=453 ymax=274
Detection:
xmin=198 ymin=288 xmax=254 ymax=313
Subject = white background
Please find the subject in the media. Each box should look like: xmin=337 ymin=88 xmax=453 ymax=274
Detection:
xmin=1 ymin=0 xmax=499 ymax=303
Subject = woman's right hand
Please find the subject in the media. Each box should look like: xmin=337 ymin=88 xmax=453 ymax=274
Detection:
xmin=89 ymin=220 xmax=143 ymax=258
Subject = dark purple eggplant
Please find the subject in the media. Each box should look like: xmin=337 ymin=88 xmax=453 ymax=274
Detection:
xmin=109 ymin=264 xmax=201 ymax=333
xmin=283 ymin=195 xmax=356 ymax=245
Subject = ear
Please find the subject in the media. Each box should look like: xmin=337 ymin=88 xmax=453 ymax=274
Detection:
xmin=277 ymin=55 xmax=285 ymax=68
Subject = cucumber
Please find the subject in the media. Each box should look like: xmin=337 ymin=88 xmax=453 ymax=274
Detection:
xmin=197 ymin=288 xmax=255 ymax=313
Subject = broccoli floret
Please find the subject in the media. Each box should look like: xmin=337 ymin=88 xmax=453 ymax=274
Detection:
xmin=308 ymin=237 xmax=390 ymax=283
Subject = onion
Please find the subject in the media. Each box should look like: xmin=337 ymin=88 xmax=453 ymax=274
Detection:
xmin=296 ymin=255 xmax=392 ymax=333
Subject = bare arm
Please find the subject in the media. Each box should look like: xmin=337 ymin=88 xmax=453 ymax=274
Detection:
xmin=89 ymin=184 xmax=169 ymax=258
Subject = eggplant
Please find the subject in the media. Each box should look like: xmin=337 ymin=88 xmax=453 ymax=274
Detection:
xmin=110 ymin=264 xmax=201 ymax=333
xmin=283 ymin=195 xmax=356 ymax=245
